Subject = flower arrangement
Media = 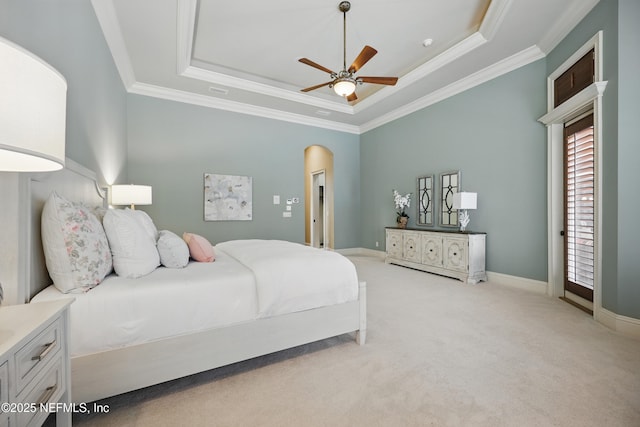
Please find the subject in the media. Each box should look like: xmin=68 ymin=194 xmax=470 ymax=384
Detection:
xmin=393 ymin=190 xmax=411 ymax=224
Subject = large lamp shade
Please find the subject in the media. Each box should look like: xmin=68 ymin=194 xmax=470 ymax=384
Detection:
xmin=0 ymin=36 xmax=67 ymax=172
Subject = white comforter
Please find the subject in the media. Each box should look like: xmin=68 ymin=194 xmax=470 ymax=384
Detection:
xmin=217 ymin=240 xmax=359 ymax=317
xmin=31 ymin=239 xmax=359 ymax=357
xmin=32 ymin=251 xmax=257 ymax=357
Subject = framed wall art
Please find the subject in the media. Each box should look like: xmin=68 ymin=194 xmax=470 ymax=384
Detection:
xmin=204 ymin=173 xmax=252 ymax=221
xmin=439 ymin=170 xmax=459 ymax=227
xmin=416 ymin=175 xmax=434 ymax=226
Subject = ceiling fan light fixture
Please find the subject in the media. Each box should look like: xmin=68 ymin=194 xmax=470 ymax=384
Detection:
xmin=333 ymin=78 xmax=356 ymax=97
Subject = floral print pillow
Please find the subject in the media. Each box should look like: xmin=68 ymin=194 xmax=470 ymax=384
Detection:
xmin=41 ymin=192 xmax=113 ymax=293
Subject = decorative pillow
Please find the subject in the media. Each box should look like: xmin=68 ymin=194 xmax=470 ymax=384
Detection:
xmin=183 ymin=232 xmax=215 ymax=262
xmin=103 ymin=209 xmax=160 ymax=278
xmin=157 ymin=230 xmax=189 ymax=268
xmin=41 ymin=192 xmax=113 ymax=293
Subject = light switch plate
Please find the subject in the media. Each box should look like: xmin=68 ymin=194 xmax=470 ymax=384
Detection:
xmin=273 ymin=195 xmax=280 ymax=204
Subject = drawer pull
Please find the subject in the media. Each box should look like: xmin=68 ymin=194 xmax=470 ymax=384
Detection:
xmin=36 ymin=385 xmax=57 ymax=406
xmin=32 ymin=340 xmax=56 ymax=362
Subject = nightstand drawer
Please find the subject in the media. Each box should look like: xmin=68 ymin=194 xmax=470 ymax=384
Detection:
xmin=15 ymin=318 xmax=62 ymax=394
xmin=16 ymin=357 xmax=64 ymax=427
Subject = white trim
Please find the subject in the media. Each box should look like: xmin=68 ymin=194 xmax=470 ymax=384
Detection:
xmin=94 ymin=0 xmax=555 ymax=134
xmin=337 ymin=247 xmax=386 ymax=258
xmin=129 ymin=82 xmax=361 ymax=134
xmin=539 ymin=81 xmax=607 ymax=125
xmin=539 ymin=32 xmax=606 ymax=322
xmin=181 ymin=65 xmax=354 ymax=114
xmin=537 ymin=0 xmax=601 ymax=54
xmin=478 ymin=0 xmax=513 ymax=41
xmin=353 ymin=32 xmax=489 ymax=113
xmin=597 ymin=309 xmax=640 ymax=340
xmin=485 ymin=271 xmax=548 ymax=295
xmin=361 ymin=45 xmax=545 ymax=133
xmin=90 ymin=0 xmax=136 ymax=89
xmin=176 ymin=0 xmax=197 ymax=76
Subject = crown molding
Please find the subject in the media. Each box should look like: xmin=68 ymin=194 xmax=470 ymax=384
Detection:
xmin=91 ymin=0 xmax=136 ymax=89
xmin=128 ymin=82 xmax=361 ymax=134
xmin=353 ymin=31 xmax=488 ymax=113
xmin=181 ymin=65 xmax=354 ymax=114
xmin=177 ymin=0 xmax=513 ymax=116
xmin=360 ymin=45 xmax=545 ymax=133
xmin=478 ymin=0 xmax=513 ymax=41
xmin=176 ymin=0 xmax=197 ymax=75
xmin=537 ymin=0 xmax=601 ymax=54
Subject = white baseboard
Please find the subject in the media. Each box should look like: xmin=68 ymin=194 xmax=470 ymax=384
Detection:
xmin=337 ymin=247 xmax=386 ymax=258
xmin=485 ymin=271 xmax=548 ymax=294
xmin=596 ymin=308 xmax=640 ymax=340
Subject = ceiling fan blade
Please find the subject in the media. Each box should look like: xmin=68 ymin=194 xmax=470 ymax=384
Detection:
xmin=346 ymin=92 xmax=357 ymax=102
xmin=298 ymin=58 xmax=336 ymax=75
xmin=358 ymin=76 xmax=399 ymax=86
xmin=301 ymin=81 xmax=333 ymax=92
xmin=348 ymin=45 xmax=377 ymax=73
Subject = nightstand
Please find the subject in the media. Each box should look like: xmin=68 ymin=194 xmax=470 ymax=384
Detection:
xmin=0 ymin=299 xmax=72 ymax=427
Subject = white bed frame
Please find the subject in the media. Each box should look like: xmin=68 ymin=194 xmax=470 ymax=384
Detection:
xmin=20 ymin=160 xmax=367 ymax=403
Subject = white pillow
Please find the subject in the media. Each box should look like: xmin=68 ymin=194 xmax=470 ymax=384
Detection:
xmin=157 ymin=230 xmax=189 ymax=268
xmin=41 ymin=192 xmax=113 ymax=293
xmin=103 ymin=209 xmax=160 ymax=278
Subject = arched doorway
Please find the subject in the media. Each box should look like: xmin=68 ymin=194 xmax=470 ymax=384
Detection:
xmin=304 ymin=146 xmax=334 ymax=249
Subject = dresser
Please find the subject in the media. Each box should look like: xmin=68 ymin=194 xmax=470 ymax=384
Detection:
xmin=385 ymin=227 xmax=486 ymax=284
xmin=0 ymin=299 xmax=72 ymax=427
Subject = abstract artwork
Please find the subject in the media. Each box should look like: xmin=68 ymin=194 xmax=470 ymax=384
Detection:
xmin=204 ymin=173 xmax=252 ymax=221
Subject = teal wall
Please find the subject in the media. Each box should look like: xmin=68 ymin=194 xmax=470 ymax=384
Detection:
xmin=360 ymin=61 xmax=548 ymax=280
xmin=546 ymin=0 xmax=640 ymax=318
xmin=126 ymin=95 xmax=361 ymax=248
xmin=616 ymin=0 xmax=640 ymax=317
xmin=0 ymin=0 xmax=128 ymax=184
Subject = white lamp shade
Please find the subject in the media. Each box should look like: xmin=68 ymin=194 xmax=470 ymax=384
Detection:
xmin=0 ymin=36 xmax=66 ymax=172
xmin=453 ymin=192 xmax=477 ymax=210
xmin=333 ymin=79 xmax=356 ymax=97
xmin=111 ymin=185 xmax=152 ymax=206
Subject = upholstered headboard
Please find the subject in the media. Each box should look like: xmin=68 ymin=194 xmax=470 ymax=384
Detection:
xmin=22 ymin=158 xmax=105 ymax=302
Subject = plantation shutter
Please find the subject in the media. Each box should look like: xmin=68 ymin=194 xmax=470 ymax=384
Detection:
xmin=564 ymin=114 xmax=595 ymax=298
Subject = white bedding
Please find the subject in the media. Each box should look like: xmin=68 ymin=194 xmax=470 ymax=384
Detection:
xmin=31 ymin=251 xmax=257 ymax=357
xmin=31 ymin=240 xmax=359 ymax=358
xmin=217 ymin=240 xmax=359 ymax=317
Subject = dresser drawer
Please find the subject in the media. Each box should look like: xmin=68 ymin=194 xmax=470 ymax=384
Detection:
xmin=16 ymin=357 xmax=64 ymax=427
xmin=15 ymin=318 xmax=62 ymax=394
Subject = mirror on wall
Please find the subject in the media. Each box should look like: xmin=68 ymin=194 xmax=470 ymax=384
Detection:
xmin=439 ymin=171 xmax=460 ymax=227
xmin=416 ymin=175 xmax=434 ymax=226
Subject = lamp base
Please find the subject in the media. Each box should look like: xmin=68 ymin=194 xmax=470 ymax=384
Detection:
xmin=459 ymin=209 xmax=470 ymax=232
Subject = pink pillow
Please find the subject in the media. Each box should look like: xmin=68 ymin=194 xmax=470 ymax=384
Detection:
xmin=183 ymin=232 xmax=215 ymax=262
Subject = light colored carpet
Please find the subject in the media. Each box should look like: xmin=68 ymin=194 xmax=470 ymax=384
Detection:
xmin=63 ymin=255 xmax=640 ymax=426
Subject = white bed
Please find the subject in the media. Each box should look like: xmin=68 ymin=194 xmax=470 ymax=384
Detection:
xmin=21 ymin=160 xmax=366 ymax=403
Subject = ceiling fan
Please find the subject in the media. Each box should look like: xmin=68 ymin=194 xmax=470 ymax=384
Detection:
xmin=298 ymin=1 xmax=398 ymax=102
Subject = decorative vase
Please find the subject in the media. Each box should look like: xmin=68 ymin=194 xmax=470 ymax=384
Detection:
xmin=397 ymin=216 xmax=408 ymax=229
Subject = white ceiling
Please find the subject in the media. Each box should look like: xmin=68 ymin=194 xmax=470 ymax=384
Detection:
xmin=92 ymin=0 xmax=600 ymax=134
